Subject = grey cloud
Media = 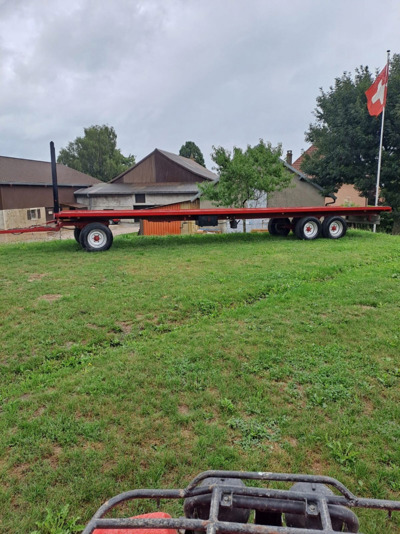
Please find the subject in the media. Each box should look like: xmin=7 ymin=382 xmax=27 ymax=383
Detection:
xmin=0 ymin=0 xmax=399 ymax=167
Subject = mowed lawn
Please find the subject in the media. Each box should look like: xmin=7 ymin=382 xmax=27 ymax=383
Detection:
xmin=1 ymin=230 xmax=400 ymax=533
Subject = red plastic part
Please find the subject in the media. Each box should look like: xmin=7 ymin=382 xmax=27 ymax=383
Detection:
xmin=93 ymin=511 xmax=178 ymax=534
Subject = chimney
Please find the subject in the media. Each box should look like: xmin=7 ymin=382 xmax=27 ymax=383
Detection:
xmin=286 ymin=150 xmax=293 ymax=165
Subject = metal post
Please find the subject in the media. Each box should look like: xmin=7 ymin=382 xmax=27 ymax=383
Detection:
xmin=50 ymin=141 xmax=60 ymax=214
xmin=373 ymin=50 xmax=390 ymax=233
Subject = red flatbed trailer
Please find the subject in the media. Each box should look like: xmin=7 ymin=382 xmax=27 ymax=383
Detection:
xmin=0 ymin=205 xmax=391 ymax=251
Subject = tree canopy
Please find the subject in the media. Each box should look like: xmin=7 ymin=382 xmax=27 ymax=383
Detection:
xmin=199 ymin=140 xmax=292 ymax=209
xmin=57 ymin=125 xmax=135 ymax=182
xmin=179 ymin=141 xmax=206 ymax=167
xmin=302 ymin=54 xmax=400 ymax=233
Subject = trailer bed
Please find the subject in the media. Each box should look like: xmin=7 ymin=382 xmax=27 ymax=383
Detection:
xmin=55 ymin=205 xmax=391 ymax=222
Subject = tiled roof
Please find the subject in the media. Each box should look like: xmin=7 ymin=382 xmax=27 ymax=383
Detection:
xmin=0 ymin=156 xmax=101 ymax=186
xmin=292 ymin=146 xmax=317 ymax=174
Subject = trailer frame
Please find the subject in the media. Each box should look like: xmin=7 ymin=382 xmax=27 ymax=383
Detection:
xmin=0 ymin=205 xmax=392 ymax=251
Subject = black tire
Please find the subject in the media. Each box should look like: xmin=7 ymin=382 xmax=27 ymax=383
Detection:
xmin=322 ymin=216 xmax=347 ymax=239
xmin=79 ymin=223 xmax=113 ymax=252
xmin=291 ymin=218 xmax=301 ymax=234
xmin=294 ymin=216 xmax=321 ymax=240
xmin=268 ymin=217 xmax=291 ymax=236
xmin=73 ymin=227 xmax=82 ymax=243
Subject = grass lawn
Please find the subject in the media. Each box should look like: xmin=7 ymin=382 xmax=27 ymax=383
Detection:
xmin=0 ymin=230 xmax=400 ymax=533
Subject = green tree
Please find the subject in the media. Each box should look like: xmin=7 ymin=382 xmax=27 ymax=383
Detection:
xmin=302 ymin=55 xmax=400 ymax=234
xmin=199 ymin=140 xmax=292 ymax=231
xmin=57 ymin=125 xmax=135 ymax=182
xmin=179 ymin=141 xmax=206 ymax=167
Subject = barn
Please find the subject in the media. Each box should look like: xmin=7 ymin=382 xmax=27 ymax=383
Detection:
xmin=0 ymin=155 xmax=100 ymax=231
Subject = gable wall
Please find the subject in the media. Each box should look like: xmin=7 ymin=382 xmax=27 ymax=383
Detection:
xmin=154 ymin=152 xmax=203 ymax=184
xmin=115 ymin=154 xmax=156 ymax=184
xmin=268 ymin=176 xmax=324 ymax=207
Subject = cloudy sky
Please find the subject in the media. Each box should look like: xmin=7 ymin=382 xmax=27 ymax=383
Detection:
xmin=0 ymin=0 xmax=399 ymax=170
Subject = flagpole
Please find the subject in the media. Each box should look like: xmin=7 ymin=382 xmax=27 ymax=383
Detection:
xmin=373 ymin=50 xmax=390 ymax=232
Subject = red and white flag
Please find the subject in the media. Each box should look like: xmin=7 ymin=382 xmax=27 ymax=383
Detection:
xmin=365 ymin=65 xmax=389 ymax=116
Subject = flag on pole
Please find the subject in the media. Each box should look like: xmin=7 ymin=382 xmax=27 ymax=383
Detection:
xmin=365 ymin=65 xmax=389 ymax=116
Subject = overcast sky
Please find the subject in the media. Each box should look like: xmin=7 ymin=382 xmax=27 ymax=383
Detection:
xmin=1 ymin=0 xmax=399 ymax=171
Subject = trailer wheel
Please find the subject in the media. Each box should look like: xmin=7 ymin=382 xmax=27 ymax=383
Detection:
xmin=322 ymin=216 xmax=347 ymax=239
xmin=295 ymin=217 xmax=321 ymax=240
xmin=80 ymin=223 xmax=113 ymax=252
xmin=268 ymin=218 xmax=291 ymax=236
xmin=291 ymin=218 xmax=301 ymax=234
xmin=73 ymin=227 xmax=82 ymax=243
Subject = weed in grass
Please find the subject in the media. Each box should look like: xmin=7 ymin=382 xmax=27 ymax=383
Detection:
xmin=326 ymin=438 xmax=359 ymax=470
xmin=228 ymin=417 xmax=281 ymax=450
xmin=30 ymin=504 xmax=83 ymax=534
xmin=219 ymin=398 xmax=235 ymax=413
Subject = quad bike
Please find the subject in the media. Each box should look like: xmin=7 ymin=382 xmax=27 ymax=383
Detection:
xmin=82 ymin=470 xmax=400 ymax=534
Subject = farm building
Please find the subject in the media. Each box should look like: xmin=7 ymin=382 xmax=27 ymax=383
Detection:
xmin=0 ymin=155 xmax=100 ymax=231
xmin=74 ymin=149 xmax=217 ymax=211
xmin=291 ymin=146 xmax=367 ymax=207
xmin=74 ymin=148 xmax=330 ymax=235
xmin=74 ymin=149 xmax=218 ymax=235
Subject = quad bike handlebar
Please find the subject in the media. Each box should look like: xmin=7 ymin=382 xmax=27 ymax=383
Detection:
xmin=82 ymin=470 xmax=400 ymax=534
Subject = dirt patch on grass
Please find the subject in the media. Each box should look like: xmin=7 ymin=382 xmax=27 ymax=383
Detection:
xmin=39 ymin=294 xmax=62 ymax=302
xmin=10 ymin=462 xmax=31 ymax=478
xmin=46 ymin=445 xmax=63 ymax=468
xmin=178 ymin=404 xmax=190 ymax=415
xmin=117 ymin=321 xmax=133 ymax=334
xmin=28 ymin=273 xmax=47 ymax=282
xmin=33 ymin=406 xmax=46 ymax=418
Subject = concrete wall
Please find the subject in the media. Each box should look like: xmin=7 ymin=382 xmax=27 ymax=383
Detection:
xmin=75 ymin=193 xmax=198 ymax=210
xmin=0 ymin=207 xmax=47 ymax=230
xmin=75 ymin=194 xmax=134 ymax=210
xmin=0 ymin=207 xmax=59 ymax=244
xmin=268 ymin=176 xmax=324 ymax=207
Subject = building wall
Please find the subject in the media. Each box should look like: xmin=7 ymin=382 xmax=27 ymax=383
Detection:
xmin=75 ymin=192 xmax=198 ymax=210
xmin=75 ymin=194 xmax=134 ymax=210
xmin=114 ymin=151 xmax=203 ymax=185
xmin=268 ymin=176 xmax=324 ymax=207
xmin=333 ymin=184 xmax=367 ymax=207
xmin=115 ymin=155 xmax=156 ymax=184
xmin=0 ymin=185 xmax=80 ymax=210
xmin=0 ymin=206 xmax=47 ymax=230
xmin=154 ymin=152 xmax=202 ymax=184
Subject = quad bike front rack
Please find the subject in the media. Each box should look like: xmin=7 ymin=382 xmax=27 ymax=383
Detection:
xmin=82 ymin=470 xmax=400 ymax=534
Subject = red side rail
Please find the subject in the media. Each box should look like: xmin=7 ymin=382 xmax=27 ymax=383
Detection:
xmin=55 ymin=206 xmax=392 ymax=223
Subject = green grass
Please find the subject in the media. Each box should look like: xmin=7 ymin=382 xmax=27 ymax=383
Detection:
xmin=1 ymin=230 xmax=400 ymax=533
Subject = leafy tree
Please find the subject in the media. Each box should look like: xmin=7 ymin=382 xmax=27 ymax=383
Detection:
xmin=199 ymin=140 xmax=292 ymax=231
xmin=302 ymin=55 xmax=400 ymax=234
xmin=179 ymin=141 xmax=206 ymax=167
xmin=57 ymin=125 xmax=135 ymax=182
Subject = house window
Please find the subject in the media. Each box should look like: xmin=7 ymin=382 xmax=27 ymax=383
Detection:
xmin=135 ymin=194 xmax=146 ymax=203
xmin=27 ymin=208 xmax=41 ymax=220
